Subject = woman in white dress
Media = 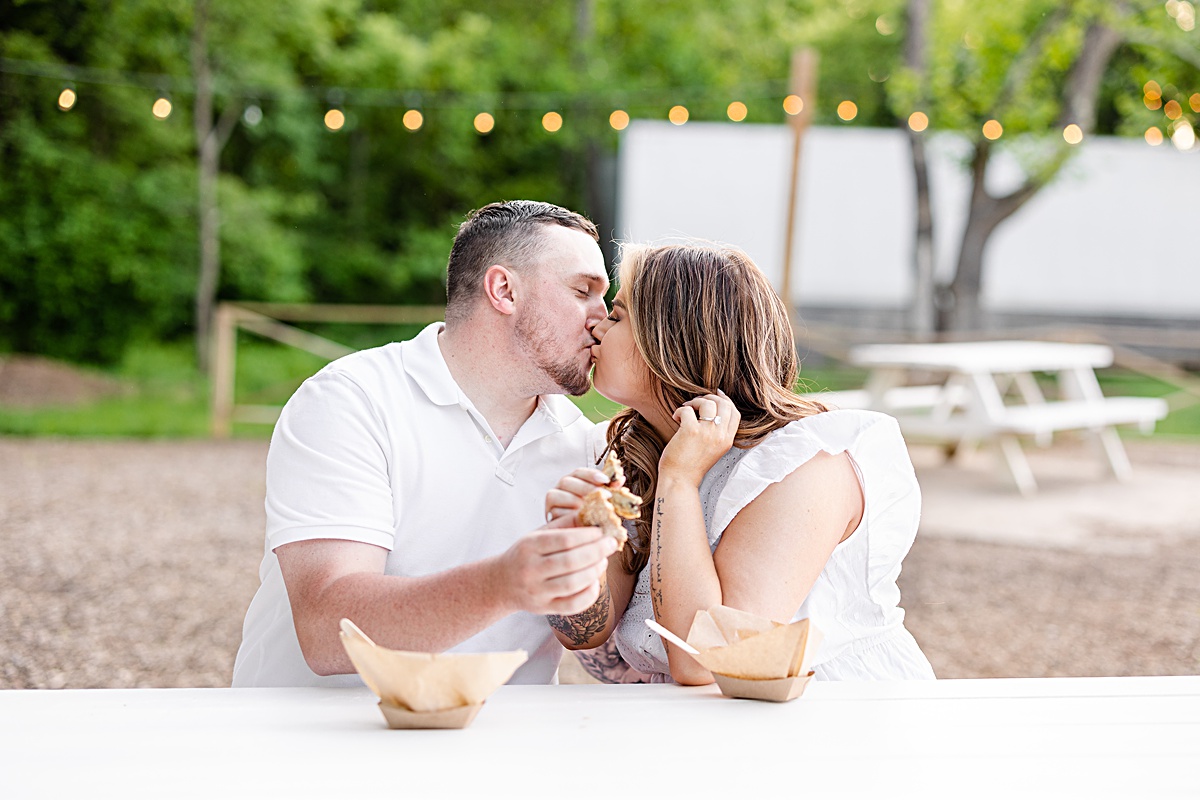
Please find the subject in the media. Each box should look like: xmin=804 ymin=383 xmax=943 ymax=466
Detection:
xmin=544 ymin=243 xmax=935 ymax=684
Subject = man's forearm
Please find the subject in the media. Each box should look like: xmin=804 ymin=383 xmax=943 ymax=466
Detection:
xmin=293 ymin=555 xmax=515 ymax=676
xmin=546 ymin=576 xmax=613 ymax=649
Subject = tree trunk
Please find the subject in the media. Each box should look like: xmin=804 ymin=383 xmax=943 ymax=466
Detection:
xmin=191 ymin=0 xmax=219 ymax=371
xmin=946 ymin=215 xmax=990 ymax=331
xmin=190 ymin=0 xmax=241 ymax=371
xmin=944 ymin=141 xmax=991 ymax=331
xmin=586 ymin=141 xmax=618 ymax=266
xmin=940 ymin=19 xmax=1125 ymax=333
xmin=349 ymin=128 xmax=370 ymax=236
xmin=904 ymin=0 xmax=935 ymax=336
xmin=573 ymin=0 xmax=618 ymax=265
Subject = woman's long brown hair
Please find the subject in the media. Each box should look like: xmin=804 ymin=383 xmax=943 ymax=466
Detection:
xmin=604 ymin=243 xmax=828 ymax=574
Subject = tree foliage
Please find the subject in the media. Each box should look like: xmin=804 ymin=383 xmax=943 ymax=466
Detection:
xmin=0 ymin=0 xmax=822 ymax=363
xmin=1 ymin=0 xmax=1196 ymax=359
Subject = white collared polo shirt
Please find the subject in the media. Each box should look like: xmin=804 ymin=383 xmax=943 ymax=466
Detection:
xmin=232 ymin=322 xmax=599 ymax=687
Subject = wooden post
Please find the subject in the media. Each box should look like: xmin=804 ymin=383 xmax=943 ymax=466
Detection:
xmin=206 ymin=303 xmax=447 ymax=437
xmin=210 ymin=303 xmax=237 ymax=439
xmin=781 ymin=48 xmax=818 ymax=329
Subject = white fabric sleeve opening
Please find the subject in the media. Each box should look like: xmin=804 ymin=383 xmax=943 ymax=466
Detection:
xmin=264 ymin=370 xmax=396 ymax=552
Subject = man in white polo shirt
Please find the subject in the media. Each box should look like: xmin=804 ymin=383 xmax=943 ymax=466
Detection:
xmin=232 ymin=200 xmax=616 ymax=687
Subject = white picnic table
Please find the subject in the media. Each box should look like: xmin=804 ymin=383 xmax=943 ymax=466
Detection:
xmin=1 ymin=677 xmax=1197 ymax=798
xmin=821 ymin=340 xmax=1167 ymax=494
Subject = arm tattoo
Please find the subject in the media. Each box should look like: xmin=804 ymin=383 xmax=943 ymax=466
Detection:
xmin=547 ymin=580 xmax=611 ymax=647
xmin=573 ymin=638 xmax=654 ymax=684
xmin=651 ymin=497 xmax=665 ymax=618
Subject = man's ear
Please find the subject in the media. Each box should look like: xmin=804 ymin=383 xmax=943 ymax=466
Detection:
xmin=481 ymin=264 xmax=518 ymax=315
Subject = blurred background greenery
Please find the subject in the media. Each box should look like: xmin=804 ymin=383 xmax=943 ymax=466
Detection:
xmin=1 ymin=0 xmax=1197 ymax=436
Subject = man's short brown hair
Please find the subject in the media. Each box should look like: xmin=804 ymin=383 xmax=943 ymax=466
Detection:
xmin=445 ymin=200 xmax=599 ymax=320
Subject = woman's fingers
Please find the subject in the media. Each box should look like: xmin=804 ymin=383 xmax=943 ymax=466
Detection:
xmin=566 ymin=467 xmax=611 ymax=487
xmin=545 ymin=467 xmax=616 ymax=521
xmin=676 ymin=392 xmax=737 ymax=427
xmin=672 ymin=403 xmax=700 ymax=426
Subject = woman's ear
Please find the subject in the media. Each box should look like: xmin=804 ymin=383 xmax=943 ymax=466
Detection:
xmin=481 ymin=265 xmax=517 ymax=315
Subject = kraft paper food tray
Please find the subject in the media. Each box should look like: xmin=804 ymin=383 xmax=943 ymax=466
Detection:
xmin=683 ymin=605 xmax=823 ymax=702
xmin=377 ymin=700 xmax=486 ymax=729
xmin=339 ymin=618 xmax=527 ymax=729
xmin=711 ymin=671 xmax=815 ymax=703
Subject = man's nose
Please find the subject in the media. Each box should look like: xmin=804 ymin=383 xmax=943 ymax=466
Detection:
xmin=587 ymin=298 xmax=608 ymax=329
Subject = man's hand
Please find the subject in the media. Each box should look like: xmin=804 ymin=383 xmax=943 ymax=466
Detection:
xmin=277 ymin=518 xmax=616 ymax=676
xmin=494 ymin=516 xmax=617 ymax=616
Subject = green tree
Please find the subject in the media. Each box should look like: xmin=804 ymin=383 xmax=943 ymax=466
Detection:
xmin=878 ymin=0 xmax=1200 ymax=331
xmin=4 ymin=0 xmax=829 ymax=366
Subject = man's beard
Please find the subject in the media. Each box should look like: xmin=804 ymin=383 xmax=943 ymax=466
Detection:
xmin=515 ymin=313 xmax=592 ymax=396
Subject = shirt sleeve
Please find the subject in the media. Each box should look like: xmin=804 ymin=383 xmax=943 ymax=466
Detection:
xmin=264 ymin=370 xmax=397 ymax=552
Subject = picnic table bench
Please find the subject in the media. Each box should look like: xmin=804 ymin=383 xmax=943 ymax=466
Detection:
xmin=807 ymin=340 xmax=1167 ymax=494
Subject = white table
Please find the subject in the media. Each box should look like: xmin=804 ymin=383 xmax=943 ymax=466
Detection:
xmin=844 ymin=340 xmax=1168 ymax=494
xmin=2 ymin=677 xmax=1198 ymax=798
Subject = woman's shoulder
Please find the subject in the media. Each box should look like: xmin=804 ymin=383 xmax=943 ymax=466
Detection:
xmin=734 ymin=410 xmax=915 ymax=504
xmin=707 ymin=411 xmax=883 ymax=542
xmin=759 ymin=409 xmax=904 ymax=457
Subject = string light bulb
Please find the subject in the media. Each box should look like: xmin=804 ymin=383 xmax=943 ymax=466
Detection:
xmin=908 ymin=111 xmax=929 ymax=132
xmin=1164 ymin=99 xmax=1183 ymax=120
xmin=1145 ymin=127 xmax=1164 ymax=146
xmin=726 ymin=101 xmax=747 ymax=122
xmin=1171 ymin=120 xmax=1196 ymax=151
xmin=402 ymin=109 xmax=423 ymax=131
xmin=57 ymin=88 xmax=77 ymax=111
xmin=837 ymin=101 xmax=858 ymax=121
xmin=1191 ymin=93 xmax=1200 ymax=113
xmin=474 ymin=112 xmax=494 ymax=134
xmin=668 ymin=105 xmax=688 ymax=125
xmin=152 ymin=96 xmax=173 ymax=120
xmin=542 ymin=111 xmax=562 ymax=133
xmin=324 ymin=109 xmax=345 ymax=131
xmin=782 ymin=94 xmax=803 ymax=115
xmin=1175 ymin=1 xmax=1196 ymax=30
xmin=1063 ymin=123 xmax=1083 ymax=145
xmin=609 ymin=109 xmax=630 ymax=131
xmin=982 ymin=119 xmax=1003 ymax=140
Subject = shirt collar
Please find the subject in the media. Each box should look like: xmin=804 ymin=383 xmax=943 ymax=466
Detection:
xmin=403 ymin=322 xmax=460 ymax=406
xmin=536 ymin=393 xmax=584 ymax=430
xmin=405 ymin=321 xmax=587 ymax=429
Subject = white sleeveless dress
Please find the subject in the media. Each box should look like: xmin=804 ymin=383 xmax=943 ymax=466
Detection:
xmin=612 ymin=409 xmax=936 ymax=681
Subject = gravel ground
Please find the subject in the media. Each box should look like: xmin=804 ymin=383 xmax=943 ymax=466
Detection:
xmin=2 ymin=436 xmax=1198 ymax=689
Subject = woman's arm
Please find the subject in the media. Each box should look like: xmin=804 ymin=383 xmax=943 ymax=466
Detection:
xmin=653 ymin=451 xmax=862 ymax=684
xmin=652 ymin=393 xmax=863 ymax=684
xmin=571 ymin=636 xmax=663 ymax=684
xmin=648 ymin=393 xmax=737 ymax=683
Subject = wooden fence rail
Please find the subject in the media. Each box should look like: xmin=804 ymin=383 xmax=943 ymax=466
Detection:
xmin=209 ymin=302 xmax=444 ymax=438
xmin=210 ymin=302 xmax=1199 ymax=438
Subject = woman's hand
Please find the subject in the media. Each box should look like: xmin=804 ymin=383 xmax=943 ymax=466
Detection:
xmin=658 ymin=390 xmax=740 ymax=489
xmin=544 ymin=467 xmax=616 ymax=523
